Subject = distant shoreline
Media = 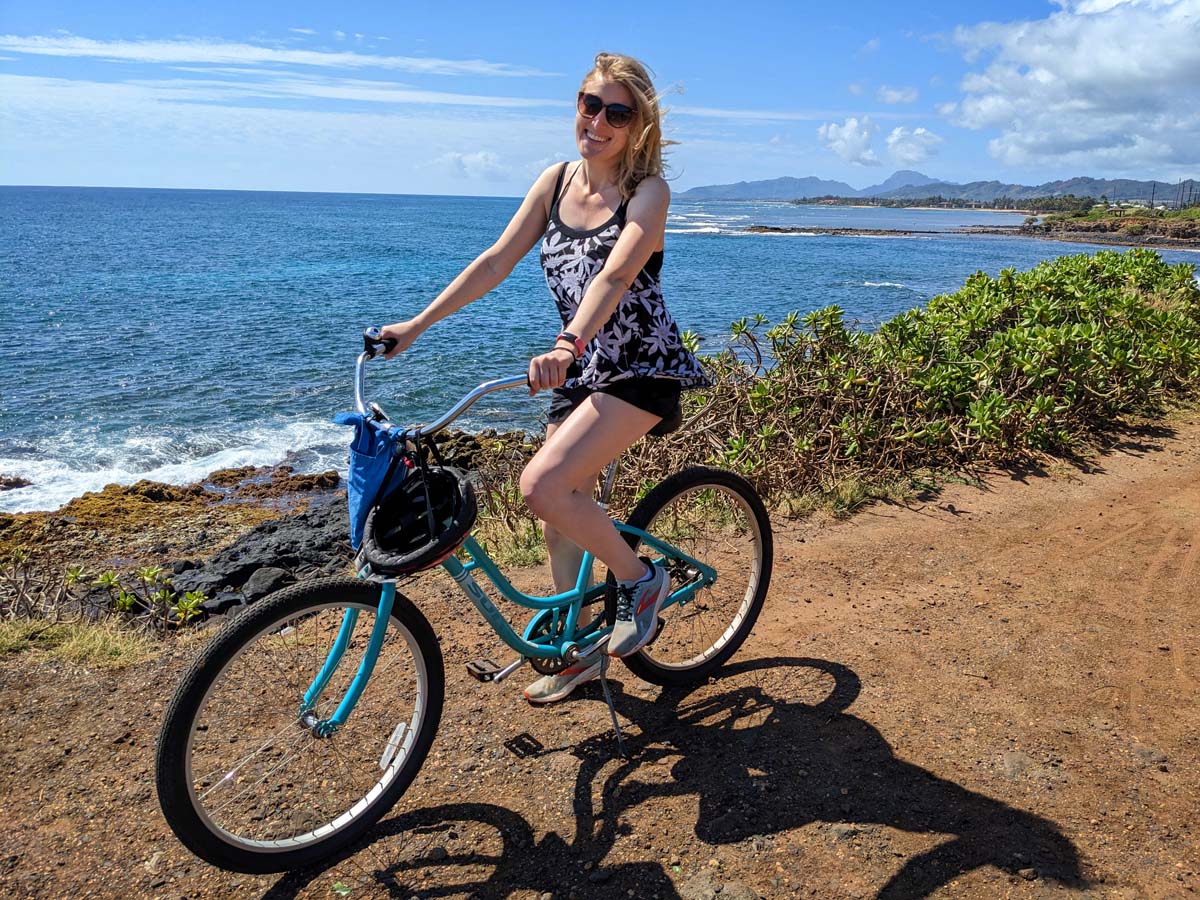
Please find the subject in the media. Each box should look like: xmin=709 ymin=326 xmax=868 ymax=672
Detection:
xmin=797 ymin=203 xmax=1033 ymax=214
xmin=744 ymin=223 xmax=1200 ymax=250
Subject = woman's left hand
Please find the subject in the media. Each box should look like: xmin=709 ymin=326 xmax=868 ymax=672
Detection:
xmin=527 ymin=347 xmax=576 ymax=394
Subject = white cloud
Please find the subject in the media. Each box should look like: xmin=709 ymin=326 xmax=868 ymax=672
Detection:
xmin=951 ymin=0 xmax=1200 ymax=174
xmin=0 ymin=34 xmax=556 ymax=77
xmin=674 ymin=103 xmax=884 ymax=123
xmin=877 ymin=85 xmax=919 ymax=104
xmin=0 ymin=72 xmax=565 ymax=195
xmin=436 ymin=150 xmax=506 ymax=180
xmin=886 ymin=126 xmax=944 ymax=165
xmin=859 ymin=37 xmax=881 ymax=55
xmin=118 ymin=72 xmax=560 ymax=109
xmin=289 ymin=28 xmax=316 ymax=36
xmin=817 ymin=116 xmax=880 ymax=165
xmin=847 ymin=81 xmax=864 ymax=96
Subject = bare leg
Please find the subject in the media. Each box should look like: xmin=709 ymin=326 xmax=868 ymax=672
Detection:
xmin=541 ymin=422 xmax=600 ymax=593
xmin=521 ymin=393 xmax=660 ymax=584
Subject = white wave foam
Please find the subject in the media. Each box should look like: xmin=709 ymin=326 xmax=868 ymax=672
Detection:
xmin=862 ymin=281 xmax=909 ymax=289
xmin=666 ymin=226 xmax=723 ymax=234
xmin=0 ymin=419 xmax=347 ymax=513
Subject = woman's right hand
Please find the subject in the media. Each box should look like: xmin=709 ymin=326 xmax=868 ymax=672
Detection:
xmin=378 ymin=319 xmax=424 ymax=359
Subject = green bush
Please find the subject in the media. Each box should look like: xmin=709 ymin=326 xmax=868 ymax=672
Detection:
xmin=615 ymin=249 xmax=1200 ymax=508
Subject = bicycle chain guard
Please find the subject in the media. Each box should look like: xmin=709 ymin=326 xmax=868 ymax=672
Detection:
xmin=526 ymin=610 xmax=571 ymax=676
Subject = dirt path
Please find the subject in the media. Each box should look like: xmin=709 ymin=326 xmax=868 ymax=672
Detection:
xmin=3 ymin=412 xmax=1198 ymax=900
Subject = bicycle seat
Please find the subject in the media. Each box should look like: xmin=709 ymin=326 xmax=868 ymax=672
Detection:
xmin=649 ymin=405 xmax=683 ymax=437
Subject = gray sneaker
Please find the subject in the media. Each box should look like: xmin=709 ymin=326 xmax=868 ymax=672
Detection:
xmin=608 ymin=560 xmax=671 ymax=657
xmin=522 ymin=658 xmax=601 ymax=704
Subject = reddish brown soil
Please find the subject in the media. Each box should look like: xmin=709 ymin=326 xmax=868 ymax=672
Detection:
xmin=2 ymin=413 xmax=1198 ymax=900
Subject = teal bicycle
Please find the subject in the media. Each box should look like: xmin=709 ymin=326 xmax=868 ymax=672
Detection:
xmin=155 ymin=330 xmax=773 ymax=873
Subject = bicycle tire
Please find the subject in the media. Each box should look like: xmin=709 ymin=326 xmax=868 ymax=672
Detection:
xmin=156 ymin=577 xmax=443 ymax=873
xmin=605 ymin=466 xmax=772 ymax=686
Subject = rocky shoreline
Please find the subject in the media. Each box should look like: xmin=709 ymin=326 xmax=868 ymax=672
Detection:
xmin=745 ymin=222 xmax=1200 ymax=249
xmin=964 ymin=219 xmax=1200 ymax=250
xmin=745 ymin=225 xmax=944 ymax=237
xmin=0 ymin=427 xmax=536 ymax=621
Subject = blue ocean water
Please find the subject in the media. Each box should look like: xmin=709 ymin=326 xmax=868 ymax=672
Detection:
xmin=2 ymin=186 xmax=1196 ymax=512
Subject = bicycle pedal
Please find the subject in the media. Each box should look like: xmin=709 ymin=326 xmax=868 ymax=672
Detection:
xmin=466 ymin=658 xmax=502 ymax=682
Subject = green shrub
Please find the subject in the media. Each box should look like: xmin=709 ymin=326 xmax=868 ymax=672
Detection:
xmin=615 ymin=249 xmax=1200 ymax=510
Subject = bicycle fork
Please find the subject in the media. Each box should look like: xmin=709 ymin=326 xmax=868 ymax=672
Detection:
xmin=298 ymin=582 xmax=397 ymax=737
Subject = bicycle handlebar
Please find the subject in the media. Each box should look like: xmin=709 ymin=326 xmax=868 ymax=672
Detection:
xmin=354 ymin=327 xmax=528 ymax=436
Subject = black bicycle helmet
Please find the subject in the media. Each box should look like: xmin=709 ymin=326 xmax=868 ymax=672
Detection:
xmin=358 ymin=464 xmax=477 ymax=576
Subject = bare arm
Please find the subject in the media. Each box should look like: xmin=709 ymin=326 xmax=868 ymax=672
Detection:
xmin=527 ymin=176 xmax=670 ymax=392
xmin=381 ymin=164 xmax=562 ymax=357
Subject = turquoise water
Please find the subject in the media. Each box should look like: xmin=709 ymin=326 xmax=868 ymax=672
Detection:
xmin=1 ymin=186 xmax=1195 ymax=512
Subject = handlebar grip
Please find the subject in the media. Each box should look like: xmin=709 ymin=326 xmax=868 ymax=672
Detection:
xmin=362 ymin=326 xmax=398 ymax=359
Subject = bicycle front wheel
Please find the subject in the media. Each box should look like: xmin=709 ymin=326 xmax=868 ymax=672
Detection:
xmin=607 ymin=466 xmax=772 ymax=686
xmin=156 ymin=577 xmax=444 ymax=873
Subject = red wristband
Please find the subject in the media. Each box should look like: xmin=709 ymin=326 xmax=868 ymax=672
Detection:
xmin=556 ymin=331 xmax=585 ymax=359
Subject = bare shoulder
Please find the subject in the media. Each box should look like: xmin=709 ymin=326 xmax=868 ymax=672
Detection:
xmin=530 ymin=162 xmax=568 ymax=215
xmin=631 ymin=174 xmax=669 ymax=205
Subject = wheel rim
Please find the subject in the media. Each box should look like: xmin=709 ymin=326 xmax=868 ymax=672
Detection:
xmin=636 ymin=482 xmax=764 ymax=670
xmin=184 ymin=600 xmax=430 ymax=852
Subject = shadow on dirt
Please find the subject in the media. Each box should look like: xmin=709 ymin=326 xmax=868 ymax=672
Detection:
xmin=264 ymin=657 xmax=1085 ymax=899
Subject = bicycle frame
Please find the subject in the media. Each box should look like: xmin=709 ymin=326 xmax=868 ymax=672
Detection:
xmin=303 ymin=337 xmax=717 ymax=734
xmin=305 ymin=519 xmax=716 ymax=734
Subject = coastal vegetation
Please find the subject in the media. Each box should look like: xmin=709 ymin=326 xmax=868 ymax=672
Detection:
xmin=613 ymin=248 xmax=1200 ymax=511
xmin=1025 ymin=206 xmax=1200 ymax=244
xmin=1042 ymin=205 xmax=1200 ymax=224
xmin=461 ymin=250 xmax=1200 ymax=554
xmin=794 ymin=194 xmax=1100 ymax=213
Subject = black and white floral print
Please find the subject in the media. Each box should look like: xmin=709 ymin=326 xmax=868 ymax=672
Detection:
xmin=540 ymin=165 xmax=711 ymax=391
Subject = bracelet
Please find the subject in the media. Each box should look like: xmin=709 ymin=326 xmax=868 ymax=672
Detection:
xmin=556 ymin=331 xmax=585 ymax=359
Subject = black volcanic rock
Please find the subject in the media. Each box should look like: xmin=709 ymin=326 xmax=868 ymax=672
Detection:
xmin=170 ymin=498 xmax=351 ymax=598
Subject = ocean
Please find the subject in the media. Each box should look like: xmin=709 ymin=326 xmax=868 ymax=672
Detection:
xmin=2 ymin=186 xmax=1196 ymax=513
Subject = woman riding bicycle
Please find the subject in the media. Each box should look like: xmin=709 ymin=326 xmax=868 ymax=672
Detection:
xmin=379 ymin=52 xmax=709 ymax=704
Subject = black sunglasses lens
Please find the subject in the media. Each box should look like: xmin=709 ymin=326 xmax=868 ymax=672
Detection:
xmin=606 ymin=105 xmax=634 ymax=128
xmin=579 ymin=93 xmax=604 ymax=116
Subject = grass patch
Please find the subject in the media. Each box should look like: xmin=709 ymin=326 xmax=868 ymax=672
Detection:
xmin=470 ymin=519 xmax=546 ymax=568
xmin=777 ymin=473 xmax=931 ymax=519
xmin=0 ymin=619 xmax=159 ymax=669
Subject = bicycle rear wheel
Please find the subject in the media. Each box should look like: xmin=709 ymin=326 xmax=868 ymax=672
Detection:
xmin=156 ymin=577 xmax=443 ymax=873
xmin=607 ymin=466 xmax=772 ymax=686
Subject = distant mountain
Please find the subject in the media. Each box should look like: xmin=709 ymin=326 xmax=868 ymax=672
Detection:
xmin=677 ymin=171 xmax=1198 ymax=204
xmin=858 ymin=170 xmax=944 ymax=195
xmin=678 ymin=176 xmax=858 ymax=200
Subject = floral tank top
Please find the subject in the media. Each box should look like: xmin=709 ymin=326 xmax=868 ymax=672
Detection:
xmin=539 ymin=163 xmax=710 ymax=390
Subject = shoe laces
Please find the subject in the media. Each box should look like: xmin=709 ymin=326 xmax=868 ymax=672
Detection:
xmin=614 ymin=583 xmax=637 ymax=622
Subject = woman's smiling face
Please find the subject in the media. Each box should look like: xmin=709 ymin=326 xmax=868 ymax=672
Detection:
xmin=576 ymin=78 xmax=636 ymax=164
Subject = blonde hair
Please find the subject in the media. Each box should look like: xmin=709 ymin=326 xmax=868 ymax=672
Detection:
xmin=583 ymin=52 xmax=674 ymax=200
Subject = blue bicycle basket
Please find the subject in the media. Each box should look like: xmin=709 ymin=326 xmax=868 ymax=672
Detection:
xmin=332 ymin=411 xmax=408 ymax=549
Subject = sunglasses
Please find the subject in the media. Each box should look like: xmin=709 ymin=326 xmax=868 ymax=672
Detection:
xmin=577 ymin=91 xmax=635 ymax=129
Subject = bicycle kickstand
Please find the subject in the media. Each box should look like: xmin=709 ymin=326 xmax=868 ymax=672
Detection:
xmin=598 ymin=652 xmax=629 ymax=758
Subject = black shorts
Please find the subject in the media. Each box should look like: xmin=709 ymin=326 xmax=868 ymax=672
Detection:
xmin=547 ymin=378 xmax=683 ymax=434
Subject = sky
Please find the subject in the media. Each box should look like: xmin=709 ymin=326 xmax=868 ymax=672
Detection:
xmin=1 ymin=0 xmax=1197 ymax=196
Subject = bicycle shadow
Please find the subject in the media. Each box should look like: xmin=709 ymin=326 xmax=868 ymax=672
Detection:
xmin=260 ymin=800 xmax=678 ymax=899
xmin=261 ymin=656 xmax=1085 ymax=899
xmin=572 ymin=657 xmax=1086 ymax=898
